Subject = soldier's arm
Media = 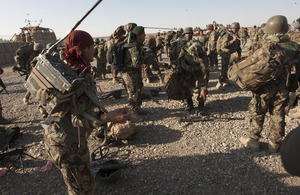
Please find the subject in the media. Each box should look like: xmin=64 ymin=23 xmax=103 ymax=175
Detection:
xmin=129 ymin=45 xmax=143 ymax=69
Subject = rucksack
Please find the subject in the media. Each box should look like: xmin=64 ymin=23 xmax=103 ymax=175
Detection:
xmin=180 ymin=40 xmax=207 ymax=72
xmin=106 ymin=42 xmax=134 ymax=71
xmin=14 ymin=43 xmax=34 ymax=71
xmin=228 ymin=41 xmax=289 ymax=91
xmin=170 ymin=38 xmax=187 ymax=65
xmin=163 ymin=72 xmax=185 ymax=100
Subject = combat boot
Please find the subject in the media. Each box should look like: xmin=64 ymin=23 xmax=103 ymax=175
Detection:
xmin=185 ymin=98 xmax=194 ymax=112
xmin=268 ymin=140 xmax=280 ymax=153
xmin=239 ymin=136 xmax=260 ymax=151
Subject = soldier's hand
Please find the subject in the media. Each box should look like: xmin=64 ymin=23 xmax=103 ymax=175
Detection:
xmin=233 ymin=34 xmax=238 ymax=41
xmin=200 ymin=89 xmax=207 ymax=101
xmin=101 ymin=107 xmax=131 ymax=123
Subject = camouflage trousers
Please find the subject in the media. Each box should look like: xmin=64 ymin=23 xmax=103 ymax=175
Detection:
xmin=44 ymin=118 xmax=96 ymax=195
xmin=219 ymin=52 xmax=230 ymax=82
xmin=96 ymin=61 xmax=106 ymax=77
xmin=123 ymin=69 xmax=144 ymax=110
xmin=248 ymin=82 xmax=289 ymax=144
xmin=240 ymin=37 xmax=247 ymax=48
xmin=208 ymin=52 xmax=218 ymax=67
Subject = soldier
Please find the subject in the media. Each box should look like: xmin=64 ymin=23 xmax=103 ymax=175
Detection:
xmin=240 ymin=15 xmax=300 ymax=153
xmin=122 ymin=26 xmax=148 ymax=118
xmin=216 ymin=22 xmax=241 ymax=89
xmin=206 ymin=24 xmax=219 ymax=71
xmin=105 ymin=26 xmax=126 ymax=83
xmin=175 ymin=27 xmax=184 ymax=40
xmin=143 ymin=36 xmax=163 ymax=83
xmin=238 ymin=27 xmax=249 ymax=49
xmin=177 ymin=27 xmax=209 ymax=111
xmin=94 ymin=38 xmax=107 ymax=80
xmin=250 ymin=25 xmax=258 ymax=42
xmin=23 ymin=42 xmax=44 ymax=105
xmin=44 ymin=30 xmax=131 ymax=195
xmin=156 ymin=32 xmax=164 ymax=61
xmin=196 ymin=29 xmax=208 ymax=52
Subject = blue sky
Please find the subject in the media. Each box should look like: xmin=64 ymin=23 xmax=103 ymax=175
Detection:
xmin=1 ymin=0 xmax=299 ymax=39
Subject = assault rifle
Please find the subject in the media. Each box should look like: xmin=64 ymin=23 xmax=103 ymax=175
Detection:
xmin=218 ymin=24 xmax=240 ymax=40
xmin=179 ymin=112 xmax=232 ymax=123
xmin=0 ymin=78 xmax=8 ymax=94
xmin=144 ymin=26 xmax=177 ymax=31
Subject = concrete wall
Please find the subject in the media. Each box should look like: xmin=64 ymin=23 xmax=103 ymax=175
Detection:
xmin=0 ymin=42 xmax=23 ymax=66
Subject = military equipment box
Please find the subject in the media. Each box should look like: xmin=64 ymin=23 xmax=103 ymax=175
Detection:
xmin=24 ymin=54 xmax=84 ymax=115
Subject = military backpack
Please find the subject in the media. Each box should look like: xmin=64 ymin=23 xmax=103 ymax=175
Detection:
xmin=228 ymin=41 xmax=289 ymax=91
xmin=14 ymin=43 xmax=34 ymax=71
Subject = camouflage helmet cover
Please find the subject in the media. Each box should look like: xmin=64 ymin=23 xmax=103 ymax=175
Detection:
xmin=183 ymin=27 xmax=193 ymax=34
xmin=207 ymin=24 xmax=214 ymax=30
xmin=177 ymin=28 xmax=183 ymax=33
xmin=34 ymin=43 xmax=44 ymax=51
xmin=264 ymin=15 xmax=288 ymax=34
xmin=230 ymin=22 xmax=240 ymax=29
xmin=126 ymin=23 xmax=137 ymax=32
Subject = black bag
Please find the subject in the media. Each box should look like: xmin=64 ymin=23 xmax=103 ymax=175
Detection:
xmin=106 ymin=42 xmax=135 ymax=71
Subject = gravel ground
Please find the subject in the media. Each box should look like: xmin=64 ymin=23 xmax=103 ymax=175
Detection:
xmin=0 ymin=54 xmax=300 ymax=195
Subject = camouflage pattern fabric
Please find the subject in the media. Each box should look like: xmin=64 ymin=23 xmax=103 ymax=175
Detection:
xmin=219 ymin=33 xmax=241 ymax=82
xmin=123 ymin=41 xmax=144 ymax=110
xmin=177 ymin=40 xmax=209 ymax=99
xmin=238 ymin=28 xmax=249 ymax=48
xmin=247 ymin=35 xmax=300 ymax=144
xmin=248 ymin=79 xmax=289 ymax=144
xmin=170 ymin=36 xmax=187 ymax=68
xmin=26 ymin=51 xmax=39 ymax=73
xmin=207 ymin=30 xmax=219 ymax=67
xmin=44 ymin=72 xmax=100 ymax=195
xmin=94 ymin=43 xmax=107 ymax=78
xmin=44 ymin=113 xmax=96 ymax=195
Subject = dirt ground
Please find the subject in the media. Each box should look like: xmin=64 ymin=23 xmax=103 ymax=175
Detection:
xmin=0 ymin=53 xmax=300 ymax=194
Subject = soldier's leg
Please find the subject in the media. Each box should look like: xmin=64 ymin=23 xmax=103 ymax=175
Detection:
xmin=248 ymin=92 xmax=270 ymax=140
xmin=216 ymin=53 xmax=230 ymax=88
xmin=268 ymin=90 xmax=289 ymax=151
xmin=45 ymin=129 xmax=96 ymax=195
xmin=100 ymin=62 xmax=106 ymax=79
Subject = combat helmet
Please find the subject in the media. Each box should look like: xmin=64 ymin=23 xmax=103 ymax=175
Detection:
xmin=94 ymin=160 xmax=122 ymax=183
xmin=261 ymin=23 xmax=266 ymax=28
xmin=230 ymin=22 xmax=240 ymax=29
xmin=207 ymin=24 xmax=214 ymax=30
xmin=264 ymin=15 xmax=288 ymax=34
xmin=34 ymin=43 xmax=44 ymax=51
xmin=183 ymin=27 xmax=193 ymax=34
xmin=177 ymin=28 xmax=183 ymax=33
xmin=94 ymin=38 xmax=100 ymax=44
xmin=126 ymin=23 xmax=137 ymax=32
xmin=296 ymin=18 xmax=300 ymax=23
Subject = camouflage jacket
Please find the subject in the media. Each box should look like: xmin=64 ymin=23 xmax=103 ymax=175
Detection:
xmin=220 ymin=33 xmax=241 ymax=56
xmin=253 ymin=29 xmax=265 ymax=42
xmin=178 ymin=40 xmax=209 ymax=91
xmin=94 ymin=44 xmax=107 ymax=63
xmin=238 ymin=28 xmax=248 ymax=38
xmin=124 ymin=41 xmax=144 ymax=71
xmin=262 ymin=35 xmax=300 ymax=92
xmin=207 ymin=31 xmax=219 ymax=53
xmin=26 ymin=51 xmax=39 ymax=73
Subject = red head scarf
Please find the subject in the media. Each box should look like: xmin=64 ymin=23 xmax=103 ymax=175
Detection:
xmin=64 ymin=30 xmax=94 ymax=74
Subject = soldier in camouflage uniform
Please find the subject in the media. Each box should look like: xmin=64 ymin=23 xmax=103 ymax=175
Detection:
xmin=216 ymin=22 xmax=241 ymax=89
xmin=240 ymin=15 xmax=300 ymax=153
xmin=170 ymin=29 xmax=187 ymax=69
xmin=104 ymin=26 xmax=126 ymax=83
xmin=156 ymin=32 xmax=164 ymax=61
xmin=238 ymin=27 xmax=249 ymax=49
xmin=143 ymin=36 xmax=163 ymax=83
xmin=177 ymin=27 xmax=209 ymax=111
xmin=206 ymin=24 xmax=219 ymax=71
xmin=174 ymin=28 xmax=184 ymax=40
xmin=23 ymin=43 xmax=44 ymax=105
xmin=195 ymin=29 xmax=208 ymax=52
xmin=94 ymin=38 xmax=107 ymax=80
xmin=122 ymin=26 xmax=147 ymax=117
xmin=44 ymin=30 xmax=131 ymax=195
